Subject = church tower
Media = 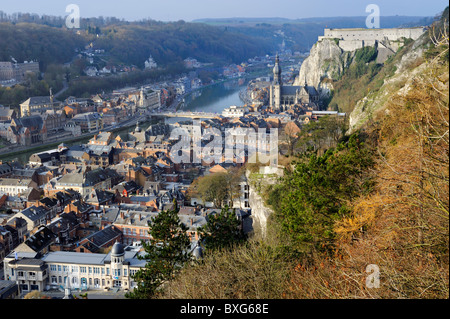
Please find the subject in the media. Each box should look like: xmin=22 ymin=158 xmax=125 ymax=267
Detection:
xmin=270 ymin=54 xmax=282 ymax=110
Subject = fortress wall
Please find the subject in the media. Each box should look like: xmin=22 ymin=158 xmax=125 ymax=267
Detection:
xmin=337 ymin=39 xmax=379 ymax=51
xmin=338 ymin=40 xmax=364 ymax=51
xmin=322 ymin=27 xmax=425 ymax=42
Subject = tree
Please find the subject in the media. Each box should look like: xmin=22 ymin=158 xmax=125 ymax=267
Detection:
xmin=125 ymin=205 xmax=191 ymax=299
xmin=197 ymin=206 xmax=247 ymax=251
xmin=270 ymin=133 xmax=375 ymax=252
xmin=190 ymin=169 xmax=242 ymax=208
xmin=23 ymin=291 xmax=51 ymax=299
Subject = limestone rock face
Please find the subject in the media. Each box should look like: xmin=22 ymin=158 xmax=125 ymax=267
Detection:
xmin=295 ymin=39 xmax=353 ymax=97
xmin=348 ymin=33 xmax=429 ymax=134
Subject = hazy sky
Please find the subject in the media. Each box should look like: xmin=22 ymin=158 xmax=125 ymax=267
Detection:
xmin=0 ymin=0 xmax=448 ymax=21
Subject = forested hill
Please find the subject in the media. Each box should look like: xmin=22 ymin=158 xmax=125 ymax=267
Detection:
xmin=0 ymin=20 xmax=274 ymax=71
xmin=94 ymin=21 xmax=274 ymax=67
xmin=0 ymin=13 xmax=434 ymax=72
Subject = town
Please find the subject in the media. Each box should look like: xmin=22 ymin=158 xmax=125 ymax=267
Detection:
xmin=0 ymin=42 xmax=346 ymax=298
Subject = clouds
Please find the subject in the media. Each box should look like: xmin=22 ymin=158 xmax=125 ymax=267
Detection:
xmin=1 ymin=0 xmax=448 ymax=21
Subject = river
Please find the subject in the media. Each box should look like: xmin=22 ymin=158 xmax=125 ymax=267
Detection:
xmin=182 ymin=77 xmax=248 ymax=113
xmin=0 ymin=78 xmax=248 ymax=164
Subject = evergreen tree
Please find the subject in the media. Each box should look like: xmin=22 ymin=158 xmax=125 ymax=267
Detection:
xmin=126 ymin=205 xmax=191 ymax=299
xmin=198 ymin=206 xmax=247 ymax=251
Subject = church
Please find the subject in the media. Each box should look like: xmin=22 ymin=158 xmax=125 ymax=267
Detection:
xmin=269 ymin=54 xmax=319 ymax=111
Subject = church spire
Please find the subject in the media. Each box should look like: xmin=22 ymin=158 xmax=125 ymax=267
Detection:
xmin=273 ymin=53 xmax=281 ymax=85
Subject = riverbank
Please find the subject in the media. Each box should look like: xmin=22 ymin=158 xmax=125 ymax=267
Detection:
xmin=0 ymin=114 xmax=153 ymax=164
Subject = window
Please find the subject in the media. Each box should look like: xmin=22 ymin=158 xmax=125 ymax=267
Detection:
xmin=88 ymin=267 xmax=92 ymax=274
xmin=80 ymin=267 xmax=86 ymax=273
xmin=50 ymin=264 xmax=57 ymax=271
xmin=57 ymin=265 xmax=62 ymax=272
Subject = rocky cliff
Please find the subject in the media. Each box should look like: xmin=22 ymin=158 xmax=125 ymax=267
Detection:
xmin=348 ymin=31 xmax=429 ymax=133
xmin=295 ymin=39 xmax=354 ymax=97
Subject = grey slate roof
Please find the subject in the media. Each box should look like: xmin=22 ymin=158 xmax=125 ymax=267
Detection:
xmin=20 ymin=206 xmax=49 ymax=222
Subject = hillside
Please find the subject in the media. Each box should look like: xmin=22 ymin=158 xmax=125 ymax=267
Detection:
xmin=0 ymin=19 xmax=275 ymax=106
xmin=0 ymin=20 xmax=274 ymax=69
xmin=157 ymin=7 xmax=449 ymax=299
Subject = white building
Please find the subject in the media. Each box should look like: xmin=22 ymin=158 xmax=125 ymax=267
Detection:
xmin=3 ymin=242 xmax=147 ymax=294
xmin=144 ymin=55 xmax=157 ymax=69
xmin=222 ymin=105 xmax=248 ymax=118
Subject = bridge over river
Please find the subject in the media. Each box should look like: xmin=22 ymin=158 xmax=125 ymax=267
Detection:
xmin=154 ymin=111 xmax=222 ymax=119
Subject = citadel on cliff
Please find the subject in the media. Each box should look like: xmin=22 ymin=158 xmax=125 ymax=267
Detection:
xmin=270 ymin=27 xmax=426 ymax=110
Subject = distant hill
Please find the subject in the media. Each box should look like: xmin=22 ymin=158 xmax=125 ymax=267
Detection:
xmin=193 ymin=15 xmax=436 ymax=53
xmin=193 ymin=15 xmax=434 ymax=27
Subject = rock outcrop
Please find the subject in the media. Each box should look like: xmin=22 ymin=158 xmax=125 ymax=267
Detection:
xmin=348 ymin=32 xmax=429 ymax=133
xmin=295 ymin=39 xmax=354 ymax=97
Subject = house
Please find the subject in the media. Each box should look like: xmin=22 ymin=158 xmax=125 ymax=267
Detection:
xmin=75 ymin=225 xmax=122 ymax=253
xmin=86 ymin=145 xmax=114 ymax=167
xmin=20 ymin=96 xmax=60 ymax=117
xmin=89 ymin=131 xmax=114 ymax=146
xmin=113 ymin=210 xmax=158 ymax=246
xmin=0 ymin=280 xmax=19 ymax=299
xmin=85 ymin=189 xmax=115 ymax=209
xmin=41 ymin=110 xmax=67 ymax=134
xmin=0 ymin=178 xmax=37 ymax=197
xmin=2 ymin=253 xmax=48 ymax=294
xmin=29 ymin=150 xmax=60 ymax=166
xmin=11 ymin=206 xmax=51 ymax=232
xmin=71 ymin=112 xmax=102 ymax=133
xmin=47 ymin=212 xmax=80 ymax=251
xmin=5 ymin=217 xmax=28 ymax=247
xmin=64 ymin=200 xmax=94 ymax=223
xmin=4 ymin=241 xmax=147 ymax=293
xmin=59 ymin=145 xmax=90 ymax=165
xmin=7 ymin=115 xmax=47 ymax=146
xmin=112 ymin=181 xmax=142 ymax=198
xmin=0 ymin=105 xmax=17 ymax=122
xmin=0 ymin=163 xmax=13 ymax=177
xmin=14 ymin=225 xmax=57 ymax=255
xmin=0 ymin=225 xmax=13 ymax=260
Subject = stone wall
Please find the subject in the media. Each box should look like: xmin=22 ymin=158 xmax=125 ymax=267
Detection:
xmin=319 ymin=27 xmax=426 ymax=42
xmin=318 ymin=27 xmax=426 ymax=52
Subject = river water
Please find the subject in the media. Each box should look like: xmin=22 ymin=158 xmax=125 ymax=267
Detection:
xmin=1 ymin=78 xmax=248 ymax=164
xmin=183 ymin=77 xmax=248 ymax=113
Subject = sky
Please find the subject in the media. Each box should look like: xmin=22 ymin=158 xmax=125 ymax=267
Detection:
xmin=0 ymin=0 xmax=448 ymax=22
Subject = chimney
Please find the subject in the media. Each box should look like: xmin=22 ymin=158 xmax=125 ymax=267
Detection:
xmin=120 ymin=211 xmax=124 ymax=219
